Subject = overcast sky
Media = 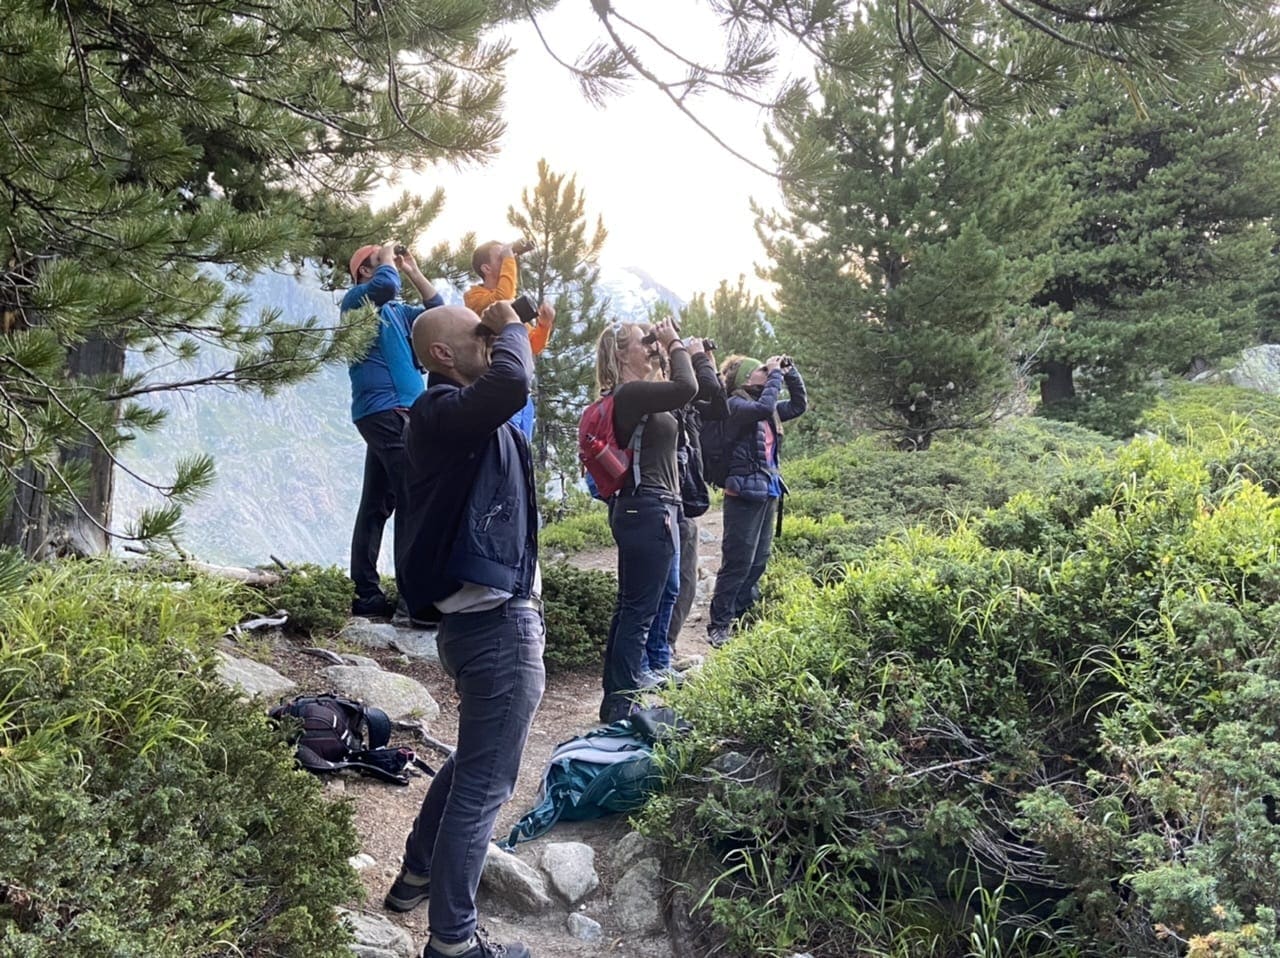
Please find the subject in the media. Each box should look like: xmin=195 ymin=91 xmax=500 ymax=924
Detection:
xmin=387 ymin=3 xmax=801 ymax=301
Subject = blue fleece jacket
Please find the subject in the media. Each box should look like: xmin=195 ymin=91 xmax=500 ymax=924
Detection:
xmin=342 ymin=264 xmax=444 ymax=422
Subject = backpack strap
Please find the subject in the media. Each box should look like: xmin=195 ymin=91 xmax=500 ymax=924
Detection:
xmin=359 ymin=705 xmax=392 ymax=750
xmin=628 ymin=415 xmax=647 ymax=492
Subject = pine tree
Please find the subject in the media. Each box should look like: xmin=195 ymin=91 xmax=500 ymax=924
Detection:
xmin=761 ymin=9 xmax=1065 ymax=449
xmin=678 ymin=276 xmax=776 ymax=361
xmin=0 ymin=0 xmax=522 ymax=556
xmin=1028 ymin=74 xmax=1280 ymax=433
xmin=506 ymin=160 xmax=609 ymax=510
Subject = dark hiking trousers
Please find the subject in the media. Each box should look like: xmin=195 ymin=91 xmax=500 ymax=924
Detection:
xmin=601 ymin=493 xmax=676 ymax=722
xmin=709 ymin=495 xmax=778 ymax=633
xmin=401 ymin=600 xmax=545 ymax=946
xmin=350 ymin=409 xmax=407 ymax=600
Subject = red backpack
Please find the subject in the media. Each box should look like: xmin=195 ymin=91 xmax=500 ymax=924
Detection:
xmin=578 ymin=394 xmax=646 ymax=500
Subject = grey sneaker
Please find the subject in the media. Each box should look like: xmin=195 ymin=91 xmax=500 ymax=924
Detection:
xmin=424 ymin=927 xmax=531 ymax=958
xmin=646 ymin=666 xmax=686 ymax=685
xmin=384 ymin=866 xmax=430 ymax=912
xmin=707 ymin=626 xmax=730 ymax=648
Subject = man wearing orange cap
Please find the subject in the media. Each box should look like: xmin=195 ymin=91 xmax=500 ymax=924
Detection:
xmin=342 ymin=240 xmax=444 ymax=618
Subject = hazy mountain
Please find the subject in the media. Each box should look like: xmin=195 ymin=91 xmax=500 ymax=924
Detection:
xmin=114 ymin=265 xmax=686 ymax=569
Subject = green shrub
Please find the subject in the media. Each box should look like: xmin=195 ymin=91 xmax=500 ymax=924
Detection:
xmin=0 ymin=559 xmax=359 ymax=957
xmin=541 ymin=561 xmax=615 ymax=671
xmin=776 ymin=417 xmax=1112 ymax=577
xmin=644 ymin=422 xmax=1280 ymax=957
xmin=541 ymin=507 xmax=613 ymax=555
xmin=266 ymin=562 xmax=355 ymax=635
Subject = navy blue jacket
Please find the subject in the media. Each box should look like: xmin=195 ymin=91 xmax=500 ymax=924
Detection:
xmin=723 ymin=367 xmax=808 ymax=502
xmin=394 ymin=324 xmax=538 ymax=615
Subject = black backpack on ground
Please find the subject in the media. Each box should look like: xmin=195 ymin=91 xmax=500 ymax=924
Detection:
xmin=269 ymin=693 xmax=434 ymax=786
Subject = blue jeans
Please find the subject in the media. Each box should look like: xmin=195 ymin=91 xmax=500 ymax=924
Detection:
xmin=351 ymin=409 xmax=407 ymax=599
xmin=709 ymin=495 xmax=777 ymax=632
xmin=667 ymin=514 xmax=698 ymax=647
xmin=601 ymin=493 xmax=676 ymax=722
xmin=645 ymin=533 xmax=680 ymax=671
xmin=401 ymin=601 xmax=545 ymax=945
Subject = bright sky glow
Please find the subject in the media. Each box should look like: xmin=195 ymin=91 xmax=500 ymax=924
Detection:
xmin=388 ymin=3 xmax=797 ymax=300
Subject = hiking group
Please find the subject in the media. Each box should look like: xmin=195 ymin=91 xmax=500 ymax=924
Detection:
xmin=340 ymin=237 xmax=806 ymax=958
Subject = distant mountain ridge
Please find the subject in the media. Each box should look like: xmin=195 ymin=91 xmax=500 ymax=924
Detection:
xmin=115 ymin=264 xmax=686 ymax=569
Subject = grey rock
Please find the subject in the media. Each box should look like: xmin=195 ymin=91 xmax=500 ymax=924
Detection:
xmin=337 ymin=908 xmax=415 ymax=958
xmin=698 ymin=528 xmax=718 ymax=544
xmin=612 ymin=857 xmax=664 ymax=935
xmin=566 ymin=912 xmax=604 ymax=942
xmin=541 ymin=841 xmax=600 ymax=904
xmin=705 ymin=750 xmax=780 ymax=795
xmin=610 ymin=830 xmax=659 ymax=873
xmin=342 ymin=653 xmax=382 ymax=669
xmin=321 ymin=666 xmax=440 ymax=723
xmin=1230 ymin=345 xmax=1280 ymax=394
xmin=340 ymin=619 xmax=399 ymax=650
xmin=389 ymin=629 xmax=440 ymax=663
xmin=348 ymin=853 xmax=377 ymax=871
xmin=216 ymin=651 xmax=296 ymax=700
xmin=481 ymin=843 xmax=553 ymax=913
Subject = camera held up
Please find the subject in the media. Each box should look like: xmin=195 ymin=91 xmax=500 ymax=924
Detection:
xmin=512 ymin=292 xmax=539 ymax=324
xmin=393 ymin=243 xmax=408 ymax=257
xmin=512 ymin=238 xmax=534 ymax=256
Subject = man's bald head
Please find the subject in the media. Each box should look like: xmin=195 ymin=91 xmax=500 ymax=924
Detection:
xmin=413 ymin=305 xmax=489 ymax=384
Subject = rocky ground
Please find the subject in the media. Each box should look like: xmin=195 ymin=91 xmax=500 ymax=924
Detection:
xmin=218 ymin=509 xmax=727 ymax=958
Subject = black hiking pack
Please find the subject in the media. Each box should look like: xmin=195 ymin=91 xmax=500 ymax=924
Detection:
xmin=699 ymin=416 xmax=732 ymax=489
xmin=676 ymin=407 xmax=710 ymax=518
xmin=269 ymin=693 xmax=434 ymax=786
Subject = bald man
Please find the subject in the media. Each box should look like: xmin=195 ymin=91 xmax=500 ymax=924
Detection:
xmin=386 ymin=302 xmax=543 ymax=958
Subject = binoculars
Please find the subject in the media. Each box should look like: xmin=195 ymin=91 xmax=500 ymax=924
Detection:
xmin=640 ymin=328 xmax=717 ymax=352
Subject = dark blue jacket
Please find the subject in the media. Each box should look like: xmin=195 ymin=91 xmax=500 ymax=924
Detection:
xmin=394 ymin=324 xmax=538 ymax=615
xmin=723 ymin=367 xmax=808 ymax=502
xmin=343 ymin=265 xmax=444 ymax=422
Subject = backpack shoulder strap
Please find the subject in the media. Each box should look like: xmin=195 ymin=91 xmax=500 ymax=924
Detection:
xmin=358 ymin=705 xmax=392 ymax=750
xmin=628 ymin=414 xmax=648 ymax=490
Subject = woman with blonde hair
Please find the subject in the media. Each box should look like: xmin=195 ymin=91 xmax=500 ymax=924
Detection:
xmin=593 ymin=318 xmax=698 ymax=722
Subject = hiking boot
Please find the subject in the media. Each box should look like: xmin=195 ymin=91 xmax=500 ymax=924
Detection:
xmin=352 ymin=593 xmax=397 ymax=618
xmin=384 ymin=866 xmax=430 ymax=912
xmin=707 ymin=626 xmax=730 ymax=648
xmin=423 ymin=926 xmax=531 ymax=958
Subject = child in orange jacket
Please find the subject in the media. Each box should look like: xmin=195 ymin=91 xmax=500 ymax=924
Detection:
xmin=464 ymin=241 xmax=554 ymax=354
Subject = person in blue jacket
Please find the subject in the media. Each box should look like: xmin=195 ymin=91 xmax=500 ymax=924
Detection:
xmin=342 ymin=241 xmax=444 ymax=618
xmin=706 ymin=353 xmax=808 ymax=647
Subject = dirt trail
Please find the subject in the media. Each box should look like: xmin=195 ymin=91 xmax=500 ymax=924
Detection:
xmin=270 ymin=507 xmax=725 ymax=957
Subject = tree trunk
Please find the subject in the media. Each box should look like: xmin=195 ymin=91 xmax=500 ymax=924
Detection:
xmin=0 ymin=331 xmax=125 ymax=558
xmin=1038 ymin=360 xmax=1076 ymax=405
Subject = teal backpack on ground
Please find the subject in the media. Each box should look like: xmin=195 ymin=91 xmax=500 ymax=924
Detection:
xmin=498 ymin=708 xmax=687 ymax=849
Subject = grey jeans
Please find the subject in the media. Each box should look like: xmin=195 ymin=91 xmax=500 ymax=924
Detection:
xmin=666 ymin=514 xmax=698 ymax=646
xmin=401 ymin=601 xmax=546 ymax=945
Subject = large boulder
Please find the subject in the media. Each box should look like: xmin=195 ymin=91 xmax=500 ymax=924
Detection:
xmin=1229 ymin=345 xmax=1280 ymax=394
xmin=321 ymin=665 xmax=440 ymax=723
xmin=337 ymin=908 xmax=415 ymax=958
xmin=216 ymin=651 xmax=296 ymax=700
xmin=541 ymin=841 xmax=600 ymax=904
xmin=480 ymin=843 xmax=553 ymax=913
xmin=611 ymin=857 xmax=664 ymax=936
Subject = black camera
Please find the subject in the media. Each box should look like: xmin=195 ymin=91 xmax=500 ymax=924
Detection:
xmin=393 ymin=243 xmax=408 ymax=256
xmin=780 ymin=355 xmax=794 ymax=370
xmin=702 ymin=338 xmax=717 ymax=352
xmin=512 ymin=292 xmax=539 ymax=324
xmin=512 ymin=238 xmax=534 ymax=256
